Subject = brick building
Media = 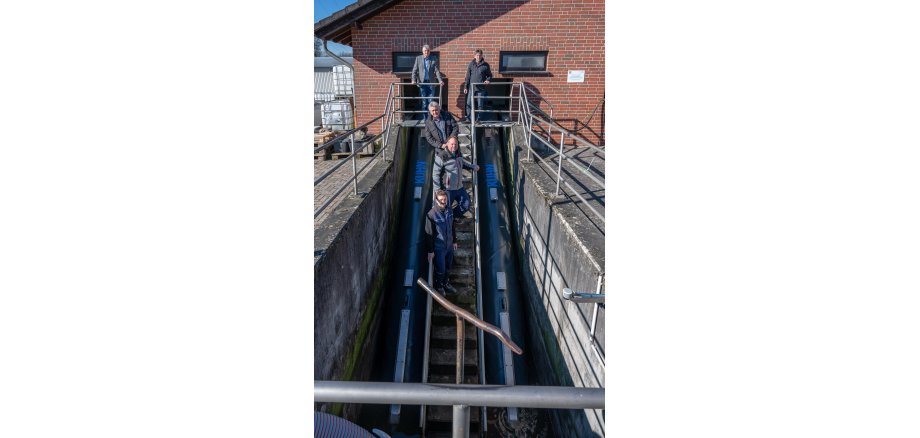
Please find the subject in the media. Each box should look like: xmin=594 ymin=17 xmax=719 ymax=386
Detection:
xmin=315 ymin=0 xmax=605 ymax=144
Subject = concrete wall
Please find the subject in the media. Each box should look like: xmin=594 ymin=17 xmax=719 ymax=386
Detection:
xmin=313 ymin=128 xmax=407 ymax=418
xmin=506 ymin=126 xmax=606 ymax=436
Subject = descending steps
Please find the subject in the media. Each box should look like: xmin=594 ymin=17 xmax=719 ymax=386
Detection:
xmin=422 ymin=122 xmax=482 ymax=437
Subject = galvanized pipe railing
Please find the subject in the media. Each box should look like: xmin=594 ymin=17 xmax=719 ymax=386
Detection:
xmin=512 ymin=88 xmax=605 ymax=227
xmin=314 ymin=93 xmax=398 ymax=219
xmin=313 ymin=135 xmax=390 ymax=219
xmin=391 ymin=82 xmax=443 ymax=116
xmin=314 ymin=381 xmax=605 ymax=410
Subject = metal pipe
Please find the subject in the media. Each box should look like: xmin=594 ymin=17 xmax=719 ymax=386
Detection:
xmin=470 ymin=119 xmax=487 ymax=434
xmin=313 ymin=131 xmax=384 ymax=186
xmin=314 ymin=114 xmax=385 ymax=154
xmin=453 ymin=405 xmax=470 ymax=438
xmin=416 ymin=278 xmax=522 ymax=355
xmin=420 ymin=261 xmax=435 ymax=429
xmin=562 ymin=288 xmax=605 ymax=303
xmin=313 ymin=140 xmax=387 ymax=218
xmin=351 ymin=132 xmax=358 ymax=195
xmin=555 ymin=132 xmax=565 ymax=197
xmin=321 ymin=39 xmax=357 ymax=126
xmin=456 ymin=317 xmax=465 ymax=384
xmin=314 ymin=381 xmax=606 ymax=409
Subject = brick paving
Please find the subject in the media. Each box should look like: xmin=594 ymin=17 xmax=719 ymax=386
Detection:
xmin=313 ymin=156 xmax=376 ymax=226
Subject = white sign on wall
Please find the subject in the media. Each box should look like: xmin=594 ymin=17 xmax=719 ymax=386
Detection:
xmin=567 ymin=70 xmax=585 ymax=83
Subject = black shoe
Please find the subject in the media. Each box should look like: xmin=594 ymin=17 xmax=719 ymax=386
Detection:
xmin=443 ymin=283 xmax=458 ymax=295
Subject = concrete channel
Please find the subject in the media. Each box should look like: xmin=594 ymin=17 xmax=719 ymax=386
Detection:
xmin=314 ymin=124 xmax=605 ymax=436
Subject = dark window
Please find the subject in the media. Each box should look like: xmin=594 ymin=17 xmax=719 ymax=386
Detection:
xmin=499 ymin=51 xmax=548 ymax=73
xmin=392 ymin=51 xmax=439 ymax=74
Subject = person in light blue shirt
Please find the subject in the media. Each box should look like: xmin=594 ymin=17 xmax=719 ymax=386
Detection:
xmin=411 ymin=45 xmax=443 ymax=119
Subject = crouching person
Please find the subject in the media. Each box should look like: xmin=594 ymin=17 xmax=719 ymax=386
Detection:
xmin=426 ymin=190 xmax=458 ymax=295
xmin=432 ymin=136 xmax=479 ymax=222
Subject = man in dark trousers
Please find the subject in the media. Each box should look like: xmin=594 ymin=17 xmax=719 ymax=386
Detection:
xmin=462 ymin=49 xmax=493 ymax=122
xmin=423 ymin=102 xmax=458 ymax=150
xmin=433 ymin=136 xmax=479 ymax=221
xmin=426 ymin=190 xmax=458 ymax=294
xmin=411 ymin=44 xmax=443 ymax=119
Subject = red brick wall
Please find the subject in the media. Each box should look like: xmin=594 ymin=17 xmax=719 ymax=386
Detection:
xmin=350 ymin=0 xmax=605 ymax=145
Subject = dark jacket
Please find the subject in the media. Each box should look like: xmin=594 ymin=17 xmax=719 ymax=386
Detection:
xmin=423 ymin=111 xmax=459 ymax=149
xmin=433 ymin=148 xmax=474 ymax=191
xmin=425 ymin=204 xmax=455 ymax=251
xmin=463 ymin=59 xmax=493 ymax=92
xmin=411 ymin=55 xmax=443 ymax=84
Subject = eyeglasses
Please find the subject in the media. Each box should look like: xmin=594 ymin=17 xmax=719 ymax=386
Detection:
xmin=436 ymin=198 xmax=447 ymax=204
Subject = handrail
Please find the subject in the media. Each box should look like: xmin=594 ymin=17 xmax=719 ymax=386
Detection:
xmin=389 ymin=82 xmax=443 ymax=115
xmin=314 ymin=88 xmax=399 ymax=220
xmin=529 ymin=111 xmax=604 ymax=154
xmin=313 ymin=137 xmax=390 ymax=219
xmin=512 ymin=83 xmax=606 ymax=228
xmin=417 ymin=278 xmax=522 ymax=355
xmin=520 ymin=83 xmax=555 ymax=118
xmin=313 ymin=114 xmax=385 ymax=154
xmin=315 ymin=381 xmax=605 ymax=409
xmin=470 ymin=104 xmax=487 ymax=436
xmin=419 ymin=248 xmax=435 ymax=430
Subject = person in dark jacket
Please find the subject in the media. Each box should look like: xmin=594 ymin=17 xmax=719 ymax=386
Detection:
xmin=423 ymin=102 xmax=459 ymax=150
xmin=462 ymin=49 xmax=493 ymax=122
xmin=426 ymin=190 xmax=458 ymax=294
xmin=433 ymin=136 xmax=479 ymax=220
xmin=411 ymin=44 xmax=444 ymax=119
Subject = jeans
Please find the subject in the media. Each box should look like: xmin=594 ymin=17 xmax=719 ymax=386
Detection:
xmin=448 ymin=188 xmax=471 ymax=218
xmin=418 ymin=84 xmax=435 ymax=118
xmin=432 ymin=243 xmax=454 ymax=288
xmin=466 ymin=87 xmax=488 ymax=120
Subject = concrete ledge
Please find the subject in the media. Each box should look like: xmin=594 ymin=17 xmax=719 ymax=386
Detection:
xmin=507 ymin=125 xmax=605 ymax=437
xmin=313 ymin=128 xmax=409 ymax=419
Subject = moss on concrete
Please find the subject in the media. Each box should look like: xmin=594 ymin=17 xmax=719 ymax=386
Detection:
xmin=328 ymin=128 xmax=409 ymax=417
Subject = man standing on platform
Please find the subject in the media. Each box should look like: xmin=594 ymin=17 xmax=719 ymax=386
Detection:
xmin=462 ymin=49 xmax=492 ymax=122
xmin=426 ymin=190 xmax=458 ymax=295
xmin=411 ymin=44 xmax=443 ymax=119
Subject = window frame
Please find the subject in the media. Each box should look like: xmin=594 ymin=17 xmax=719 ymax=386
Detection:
xmin=392 ymin=51 xmax=440 ymax=75
xmin=498 ymin=51 xmax=549 ymax=74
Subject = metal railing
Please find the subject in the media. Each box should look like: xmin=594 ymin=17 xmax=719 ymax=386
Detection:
xmin=561 ymin=273 xmax=606 ymax=367
xmin=313 ymin=113 xmax=389 ymax=219
xmin=470 ymin=107 xmax=488 ymax=436
xmin=466 ymin=82 xmax=605 ymax=227
xmin=314 ymin=81 xmax=415 ymax=220
xmin=416 ymin=278 xmax=521 ymax=438
xmin=314 ymin=381 xmax=605 ymax=410
xmin=393 ymin=82 xmax=443 ymax=117
xmin=513 ymin=83 xmax=606 ymax=228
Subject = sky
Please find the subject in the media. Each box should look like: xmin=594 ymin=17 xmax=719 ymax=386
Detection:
xmin=314 ymin=0 xmax=357 ymax=56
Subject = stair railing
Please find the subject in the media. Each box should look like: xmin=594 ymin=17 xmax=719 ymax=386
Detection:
xmin=416 ymin=278 xmax=522 ymax=438
xmin=513 ymin=83 xmax=606 ymax=228
xmin=314 ymin=83 xmax=407 ymax=219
